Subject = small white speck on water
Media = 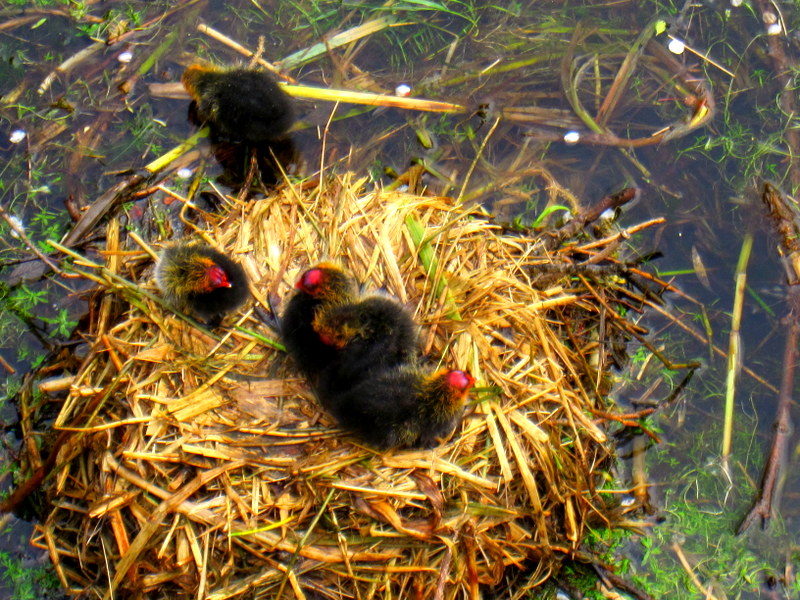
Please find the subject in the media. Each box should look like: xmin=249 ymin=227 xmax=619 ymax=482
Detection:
xmin=668 ymin=38 xmax=686 ymax=54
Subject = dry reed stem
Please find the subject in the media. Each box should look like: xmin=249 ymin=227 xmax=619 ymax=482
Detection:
xmin=32 ymin=174 xmax=662 ymax=598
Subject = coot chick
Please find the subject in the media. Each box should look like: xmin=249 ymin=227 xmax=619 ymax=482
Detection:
xmin=280 ymin=263 xmax=358 ymax=381
xmin=325 ymin=367 xmax=475 ymax=450
xmin=314 ymin=295 xmax=419 ymax=393
xmin=181 ymin=64 xmax=294 ymax=144
xmin=155 ymin=241 xmax=249 ymax=323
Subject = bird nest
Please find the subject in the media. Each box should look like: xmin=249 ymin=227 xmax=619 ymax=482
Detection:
xmin=30 ymin=173 xmax=659 ymax=599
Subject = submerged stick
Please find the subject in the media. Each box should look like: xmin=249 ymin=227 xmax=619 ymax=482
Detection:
xmin=0 ymin=206 xmax=69 ymax=277
xmin=737 ymin=307 xmax=796 ymax=534
xmin=762 ymin=182 xmax=800 ymax=283
xmin=61 ymin=128 xmax=206 ymax=248
xmin=595 ymin=17 xmax=654 ymax=127
xmin=37 ymin=40 xmax=105 ymax=95
xmin=738 ymin=183 xmax=800 ymax=533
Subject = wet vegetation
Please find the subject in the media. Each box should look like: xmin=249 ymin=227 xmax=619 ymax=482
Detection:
xmin=0 ymin=0 xmax=799 ymax=598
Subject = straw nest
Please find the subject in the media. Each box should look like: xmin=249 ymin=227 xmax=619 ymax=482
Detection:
xmin=31 ymin=173 xmax=650 ymax=599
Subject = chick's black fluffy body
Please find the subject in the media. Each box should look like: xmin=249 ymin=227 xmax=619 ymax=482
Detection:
xmin=315 ymin=295 xmax=419 ymax=394
xmin=280 ymin=263 xmax=472 ymax=451
xmin=156 ymin=242 xmax=249 ymax=323
xmin=280 ymin=264 xmax=358 ymax=383
xmin=324 ymin=368 xmax=474 ymax=450
xmin=281 ymin=291 xmax=339 ymax=382
xmin=182 ymin=65 xmax=294 ymax=144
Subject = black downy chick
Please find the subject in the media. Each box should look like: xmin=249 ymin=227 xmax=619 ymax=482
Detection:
xmin=314 ymin=294 xmax=419 ymax=394
xmin=181 ymin=64 xmax=294 ymax=144
xmin=325 ymin=367 xmax=476 ymax=450
xmin=280 ymin=263 xmax=359 ymax=382
xmin=281 ymin=264 xmax=419 ymax=391
xmin=155 ymin=241 xmax=249 ymax=324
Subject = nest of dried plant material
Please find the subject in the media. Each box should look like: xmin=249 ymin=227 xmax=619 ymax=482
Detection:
xmin=29 ymin=173 xmax=660 ymax=599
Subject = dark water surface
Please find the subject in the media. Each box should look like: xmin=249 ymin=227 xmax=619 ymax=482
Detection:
xmin=0 ymin=0 xmax=798 ymax=598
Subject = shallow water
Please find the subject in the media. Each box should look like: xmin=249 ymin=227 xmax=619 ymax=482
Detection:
xmin=0 ymin=1 xmax=798 ymax=598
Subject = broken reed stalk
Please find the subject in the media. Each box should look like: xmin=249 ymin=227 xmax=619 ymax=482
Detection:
xmin=721 ymin=234 xmax=752 ymax=466
xmin=281 ymin=83 xmax=465 ymax=113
